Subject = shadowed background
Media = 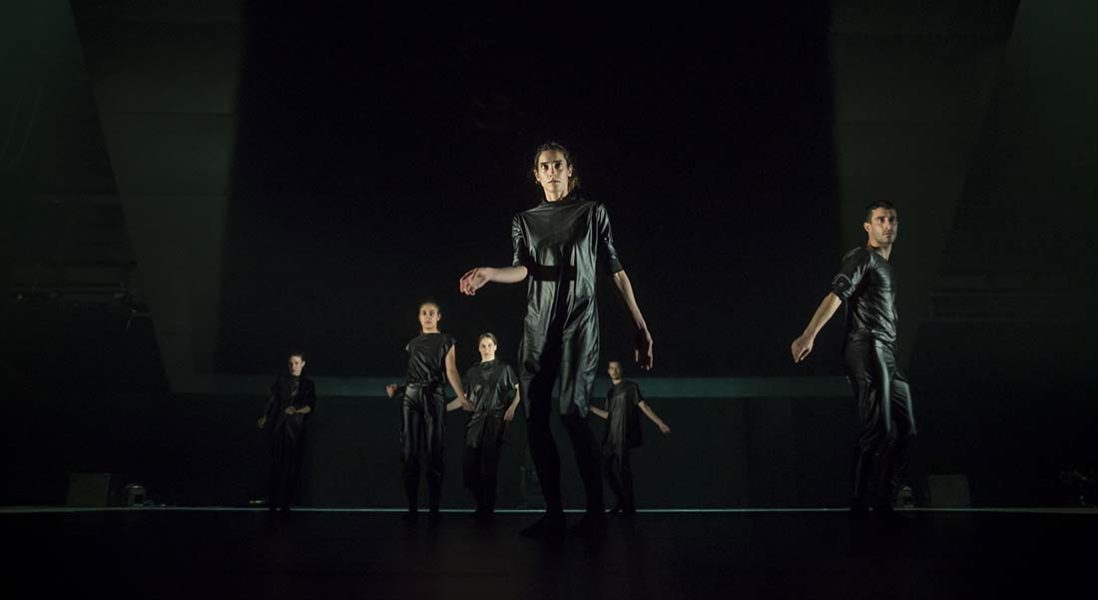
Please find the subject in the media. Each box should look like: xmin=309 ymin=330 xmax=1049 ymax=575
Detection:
xmin=2 ymin=0 xmax=1095 ymax=509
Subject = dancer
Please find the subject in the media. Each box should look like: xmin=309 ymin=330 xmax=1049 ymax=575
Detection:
xmin=461 ymin=332 xmax=520 ymax=518
xmin=257 ymin=351 xmax=317 ymax=513
xmin=589 ymin=360 xmax=670 ymax=515
xmin=790 ymin=201 xmax=916 ymax=516
xmin=459 ymin=142 xmax=654 ymax=537
xmin=385 ymin=301 xmax=471 ymax=522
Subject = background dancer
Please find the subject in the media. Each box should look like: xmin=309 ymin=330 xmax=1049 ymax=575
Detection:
xmin=790 ymin=201 xmax=917 ymax=517
xmin=385 ymin=301 xmax=471 ymax=523
xmin=461 ymin=332 xmax=520 ymax=519
xmin=257 ymin=351 xmax=316 ymax=513
xmin=459 ymin=142 xmax=654 ymax=537
xmin=589 ymin=360 xmax=670 ymax=515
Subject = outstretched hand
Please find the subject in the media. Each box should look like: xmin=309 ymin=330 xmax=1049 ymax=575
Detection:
xmin=791 ymin=334 xmax=814 ymax=363
xmin=459 ymin=267 xmax=491 ymax=296
xmin=634 ymin=328 xmax=654 ymax=370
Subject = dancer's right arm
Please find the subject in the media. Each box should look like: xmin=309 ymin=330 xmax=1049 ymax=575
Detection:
xmin=459 ymin=266 xmax=528 ymax=296
xmin=589 ymin=406 xmax=609 ymax=419
xmin=790 ymin=293 xmax=842 ymax=363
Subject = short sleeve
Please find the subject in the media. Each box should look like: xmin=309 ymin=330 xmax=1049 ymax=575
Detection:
xmin=503 ymin=364 xmax=518 ymax=389
xmin=512 ymin=214 xmax=531 ymax=268
xmin=831 ymin=249 xmax=871 ymax=301
xmin=595 ymin=203 xmax=624 ymax=273
xmin=302 ymin=379 xmax=318 ymax=410
xmin=442 ymin=335 xmax=456 ymax=360
xmin=630 ymin=383 xmax=644 ymax=406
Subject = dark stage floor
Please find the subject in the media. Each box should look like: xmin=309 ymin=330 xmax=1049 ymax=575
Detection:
xmin=2 ymin=508 xmax=1095 ymax=599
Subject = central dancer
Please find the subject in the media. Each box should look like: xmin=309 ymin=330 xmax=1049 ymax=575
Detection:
xmin=459 ymin=142 xmax=654 ymax=537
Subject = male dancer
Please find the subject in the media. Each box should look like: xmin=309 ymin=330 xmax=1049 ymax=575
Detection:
xmin=257 ymin=351 xmax=316 ymax=512
xmin=462 ymin=332 xmax=521 ymax=518
xmin=589 ymin=360 xmax=670 ymax=515
xmin=459 ymin=142 xmax=654 ymax=537
xmin=790 ymin=201 xmax=916 ymax=516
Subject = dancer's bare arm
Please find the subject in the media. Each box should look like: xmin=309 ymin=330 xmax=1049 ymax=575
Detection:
xmin=445 ymin=346 xmax=472 ymax=410
xmin=638 ymin=401 xmax=670 ymax=434
xmin=504 ymin=385 xmax=521 ymax=421
xmin=459 ymin=266 xmax=529 ymax=296
xmin=791 ymin=293 xmax=842 ymax=363
xmin=611 ymin=270 xmax=654 ymax=370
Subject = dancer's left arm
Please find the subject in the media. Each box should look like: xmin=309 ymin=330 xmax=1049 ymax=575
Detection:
xmin=445 ymin=346 xmax=472 ymax=411
xmin=611 ymin=270 xmax=654 ymax=370
xmin=638 ymin=401 xmax=670 ymax=435
xmin=504 ymin=385 xmax=521 ymax=421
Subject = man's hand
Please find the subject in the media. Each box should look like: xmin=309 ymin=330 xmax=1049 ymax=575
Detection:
xmin=257 ymin=416 xmax=266 ymax=429
xmin=658 ymin=423 xmax=671 ymax=435
xmin=460 ymin=396 xmax=474 ymax=412
xmin=385 ymin=384 xmax=399 ymax=398
xmin=504 ymin=405 xmax=517 ymax=422
xmin=791 ymin=334 xmax=814 ymax=363
xmin=634 ymin=328 xmax=654 ymax=370
xmin=459 ymin=267 xmax=492 ymax=296
xmin=284 ymin=406 xmax=297 ymax=415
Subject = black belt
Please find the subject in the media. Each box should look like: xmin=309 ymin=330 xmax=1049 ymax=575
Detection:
xmin=528 ymin=264 xmax=577 ymax=281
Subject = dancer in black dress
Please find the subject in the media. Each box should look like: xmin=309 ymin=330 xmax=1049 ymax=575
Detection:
xmin=459 ymin=142 xmax=655 ymax=537
xmin=385 ymin=301 xmax=471 ymax=522
xmin=257 ymin=351 xmax=316 ymax=513
xmin=461 ymin=332 xmax=520 ymax=518
xmin=791 ymin=201 xmax=917 ymax=517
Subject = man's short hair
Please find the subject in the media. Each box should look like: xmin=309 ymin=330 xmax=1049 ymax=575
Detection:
xmin=864 ymin=201 xmax=897 ymax=223
xmin=288 ymin=350 xmax=306 ymax=361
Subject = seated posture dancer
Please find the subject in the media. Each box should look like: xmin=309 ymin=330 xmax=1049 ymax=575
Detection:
xmin=460 ymin=142 xmax=654 ymax=537
xmin=385 ymin=301 xmax=470 ymax=522
xmin=257 ymin=351 xmax=317 ymax=513
xmin=461 ymin=332 xmax=521 ymax=518
xmin=589 ymin=360 xmax=670 ymax=515
xmin=790 ymin=201 xmax=917 ymax=517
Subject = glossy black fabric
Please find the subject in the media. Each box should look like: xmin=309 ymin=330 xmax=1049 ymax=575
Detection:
xmin=399 ymin=333 xmax=454 ymax=512
xmin=831 ymin=247 xmax=899 ymax=346
xmin=511 ymin=191 xmax=621 ymax=514
xmin=461 ymin=360 xmax=518 ymax=512
xmin=844 ymin=339 xmax=917 ymax=507
xmin=463 ymin=359 xmax=518 ymax=447
xmin=603 ymin=381 xmax=644 ymax=454
xmin=462 ymin=416 xmax=505 ymax=512
xmin=511 ymin=191 xmax=623 ymax=417
xmin=405 ymin=333 xmax=455 ymax=384
xmin=604 ymin=450 xmax=635 ymax=512
xmin=262 ymin=375 xmax=317 ymax=509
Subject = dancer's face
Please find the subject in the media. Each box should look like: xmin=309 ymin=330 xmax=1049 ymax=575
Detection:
xmin=607 ymin=361 xmax=622 ymax=380
xmin=418 ymin=303 xmax=441 ymax=332
xmin=864 ymin=207 xmax=899 ymax=247
xmin=288 ymin=355 xmax=305 ymax=377
xmin=533 ymin=150 xmax=573 ymax=198
xmin=478 ymin=337 xmax=497 ymax=362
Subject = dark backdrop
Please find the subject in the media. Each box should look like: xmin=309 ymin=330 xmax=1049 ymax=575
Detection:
xmin=215 ymin=4 xmax=842 ymax=377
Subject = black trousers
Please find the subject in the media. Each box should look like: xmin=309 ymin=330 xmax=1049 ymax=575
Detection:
xmin=268 ymin=429 xmax=304 ymax=510
xmin=604 ymin=449 xmax=635 ymax=511
xmin=521 ymin=335 xmax=604 ymax=513
xmin=844 ymin=339 xmax=917 ymax=507
xmin=400 ymin=383 xmax=446 ymax=512
xmin=463 ymin=413 xmax=506 ymax=512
